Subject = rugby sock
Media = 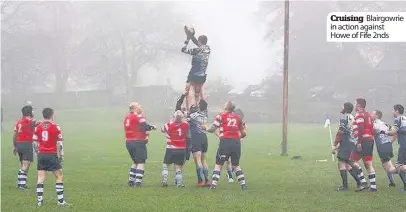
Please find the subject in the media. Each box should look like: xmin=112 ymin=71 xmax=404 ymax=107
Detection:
xmin=340 ymin=170 xmax=348 ymax=188
xmin=135 ymin=169 xmax=144 ymax=184
xmin=357 ymin=167 xmax=367 ymax=184
xmin=235 ymin=169 xmax=246 ymax=186
xmin=55 ymin=182 xmax=64 ymax=203
xmin=17 ymin=169 xmax=27 ymax=187
xmin=398 ymin=171 xmax=406 ymax=189
xmin=348 ymin=168 xmax=361 ymax=186
xmin=162 ymin=166 xmax=169 ymax=183
xmin=128 ymin=168 xmax=136 ymax=182
xmin=227 ymin=169 xmax=233 ymax=180
xmin=175 ymin=171 xmax=183 ymax=186
xmin=36 ymin=183 xmax=44 ymax=203
xmin=211 ymin=169 xmax=221 ymax=186
xmin=196 ymin=166 xmax=203 ymax=183
xmin=386 ymin=172 xmax=395 ymax=184
xmin=368 ymin=172 xmax=377 ymax=190
xmin=202 ymin=167 xmax=209 ymax=182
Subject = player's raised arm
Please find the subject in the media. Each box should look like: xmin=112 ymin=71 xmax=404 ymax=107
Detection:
xmin=175 ymin=94 xmax=186 ymax=111
xmin=181 ymin=46 xmax=199 ymax=55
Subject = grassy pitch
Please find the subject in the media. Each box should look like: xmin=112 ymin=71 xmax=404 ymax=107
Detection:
xmin=1 ymin=109 xmax=405 ymax=212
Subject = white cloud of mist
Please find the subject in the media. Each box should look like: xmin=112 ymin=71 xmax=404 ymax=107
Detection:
xmin=137 ymin=1 xmax=282 ymax=93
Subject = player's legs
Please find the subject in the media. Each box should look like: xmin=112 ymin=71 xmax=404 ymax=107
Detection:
xmin=395 ymin=147 xmax=406 ymax=190
xmin=194 ymin=83 xmax=202 ymax=104
xmin=187 ymin=83 xmax=197 ymax=111
xmin=52 ymin=169 xmax=68 ymax=206
xmin=201 ymin=152 xmax=209 ymax=185
xmin=16 ymin=143 xmax=33 ymax=189
xmin=210 ymin=146 xmax=227 ymax=189
xmin=336 ymin=161 xmax=349 ymax=191
xmin=349 ymin=152 xmax=368 ymax=191
xmin=161 ymin=163 xmax=170 ymax=187
xmin=174 ymin=164 xmax=184 ymax=187
xmin=36 ymin=170 xmax=46 ymax=206
xmin=230 ymin=141 xmax=246 ymax=190
xmin=192 ymin=151 xmax=205 ymax=186
xmin=184 ymin=83 xmax=191 ymax=110
xmin=225 ymin=159 xmax=234 ymax=183
xmin=362 ymin=142 xmax=377 ymax=191
xmin=173 ymin=150 xmax=186 ymax=187
xmin=162 ymin=149 xmax=171 ymax=186
xmin=126 ymin=142 xmax=137 ymax=187
xmin=381 ymin=157 xmax=396 ymax=187
xmin=345 ymin=163 xmax=361 ymax=187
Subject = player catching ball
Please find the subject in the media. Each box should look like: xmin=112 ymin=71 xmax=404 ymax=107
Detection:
xmin=181 ymin=26 xmax=210 ymax=111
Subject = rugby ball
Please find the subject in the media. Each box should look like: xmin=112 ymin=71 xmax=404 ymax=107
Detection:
xmin=184 ymin=25 xmax=195 ymax=37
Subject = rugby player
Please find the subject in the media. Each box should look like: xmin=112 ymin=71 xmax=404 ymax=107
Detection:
xmin=124 ymin=102 xmax=156 ymax=187
xmin=34 ymin=108 xmax=69 ymax=206
xmin=386 ymin=104 xmax=406 ymax=191
xmin=181 ymin=32 xmax=210 ymax=111
xmin=205 ymin=101 xmax=248 ymax=190
xmin=13 ymin=105 xmax=37 ymax=190
xmin=160 ymin=110 xmax=190 ymax=187
xmin=349 ymin=98 xmax=377 ymax=192
xmin=371 ymin=110 xmax=397 ymax=187
xmin=332 ymin=102 xmax=362 ymax=191
xmin=189 ymin=100 xmax=210 ymax=187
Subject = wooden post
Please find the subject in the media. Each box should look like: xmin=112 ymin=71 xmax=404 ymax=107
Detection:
xmin=281 ymin=0 xmax=290 ymax=156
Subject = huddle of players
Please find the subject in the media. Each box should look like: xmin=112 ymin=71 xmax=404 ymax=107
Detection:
xmin=13 ymin=105 xmax=70 ymax=206
xmin=332 ymin=98 xmax=406 ymax=192
xmin=123 ymin=99 xmax=248 ymax=190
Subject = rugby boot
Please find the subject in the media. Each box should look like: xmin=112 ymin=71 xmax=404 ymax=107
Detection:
xmin=355 ymin=183 xmax=369 ymax=192
xmin=241 ymin=184 xmax=248 ymax=191
xmin=57 ymin=201 xmax=72 ymax=207
xmin=388 ymin=183 xmax=396 ymax=188
xmin=335 ymin=186 xmax=348 ymax=191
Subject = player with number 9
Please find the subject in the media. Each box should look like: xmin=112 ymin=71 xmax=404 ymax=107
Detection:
xmin=33 ymin=108 xmax=70 ymax=206
xmin=160 ymin=110 xmax=190 ymax=187
xmin=205 ymin=101 xmax=247 ymax=190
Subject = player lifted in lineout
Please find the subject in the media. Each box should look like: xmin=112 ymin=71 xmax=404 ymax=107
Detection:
xmin=371 ymin=110 xmax=397 ymax=188
xmin=13 ymin=105 xmax=38 ymax=190
xmin=181 ymin=26 xmax=210 ymax=111
xmin=124 ymin=102 xmax=156 ymax=187
xmin=332 ymin=102 xmax=362 ymax=191
xmin=204 ymin=101 xmax=248 ymax=190
xmin=160 ymin=110 xmax=190 ymax=187
xmin=34 ymin=108 xmax=70 ymax=206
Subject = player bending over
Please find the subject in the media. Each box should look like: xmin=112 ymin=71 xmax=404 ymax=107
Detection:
xmin=332 ymin=102 xmax=362 ymax=191
xmin=386 ymin=104 xmax=406 ymax=191
xmin=13 ymin=105 xmax=37 ymax=190
xmin=124 ymin=102 xmax=156 ymax=187
xmin=181 ymin=28 xmax=210 ymax=111
xmin=371 ymin=110 xmax=397 ymax=187
xmin=161 ymin=110 xmax=190 ymax=187
xmin=34 ymin=108 xmax=70 ymax=206
xmin=349 ymin=98 xmax=377 ymax=192
xmin=204 ymin=101 xmax=247 ymax=190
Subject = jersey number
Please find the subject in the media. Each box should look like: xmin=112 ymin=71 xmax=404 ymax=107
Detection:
xmin=17 ymin=124 xmax=22 ymax=132
xmin=177 ymin=128 xmax=182 ymax=136
xmin=125 ymin=119 xmax=130 ymax=127
xmin=227 ymin=118 xmax=237 ymax=127
xmin=42 ymin=131 xmax=49 ymax=142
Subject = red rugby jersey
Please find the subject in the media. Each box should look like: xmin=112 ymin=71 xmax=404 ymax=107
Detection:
xmin=34 ymin=121 xmax=63 ymax=154
xmin=161 ymin=121 xmax=189 ymax=149
xmin=14 ymin=117 xmax=35 ymax=143
xmin=124 ymin=113 xmax=148 ymax=141
xmin=212 ymin=112 xmax=244 ymax=140
xmin=353 ymin=109 xmax=374 ymax=143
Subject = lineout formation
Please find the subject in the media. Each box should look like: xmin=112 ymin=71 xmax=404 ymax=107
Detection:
xmin=11 ymin=26 xmax=249 ymax=208
xmin=9 ymin=26 xmax=406 ymax=209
